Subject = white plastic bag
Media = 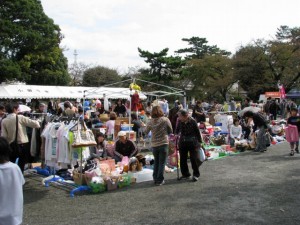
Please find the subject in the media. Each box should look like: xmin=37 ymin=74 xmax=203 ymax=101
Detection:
xmin=199 ymin=148 xmax=206 ymax=162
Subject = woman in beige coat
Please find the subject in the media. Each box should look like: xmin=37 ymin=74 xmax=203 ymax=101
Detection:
xmin=1 ymin=102 xmax=40 ymax=172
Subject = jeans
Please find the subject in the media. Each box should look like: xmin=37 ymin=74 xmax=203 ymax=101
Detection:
xmin=179 ymin=141 xmax=201 ymax=178
xmin=152 ymin=144 xmax=168 ymax=183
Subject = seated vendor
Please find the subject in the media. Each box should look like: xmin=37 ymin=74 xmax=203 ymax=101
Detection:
xmin=229 ymin=118 xmax=243 ymax=147
xmin=114 ymin=131 xmax=138 ymax=162
xmin=89 ymin=132 xmax=108 ymax=159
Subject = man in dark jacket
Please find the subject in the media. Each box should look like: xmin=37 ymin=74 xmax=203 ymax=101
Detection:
xmin=192 ymin=101 xmax=206 ymax=123
xmin=243 ymin=111 xmax=268 ymax=152
xmin=268 ymin=99 xmax=280 ymax=120
xmin=176 ymin=109 xmax=202 ymax=181
xmin=114 ymin=131 xmax=138 ymax=162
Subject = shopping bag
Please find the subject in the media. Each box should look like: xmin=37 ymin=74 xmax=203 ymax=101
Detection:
xmin=285 ymin=125 xmax=299 ymax=143
xmin=169 ymin=152 xmax=179 ymax=167
xmin=199 ymin=148 xmax=206 ymax=162
xmin=168 ymin=138 xmax=176 ymax=156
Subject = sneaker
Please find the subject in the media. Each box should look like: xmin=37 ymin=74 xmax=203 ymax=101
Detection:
xmin=290 ymin=150 xmax=295 ymax=156
xmin=179 ymin=175 xmax=191 ymax=180
xmin=156 ymin=180 xmax=165 ymax=186
xmin=192 ymin=176 xmax=199 ymax=182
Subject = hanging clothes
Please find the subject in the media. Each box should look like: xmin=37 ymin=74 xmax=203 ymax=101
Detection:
xmin=104 ymin=96 xmax=109 ymax=111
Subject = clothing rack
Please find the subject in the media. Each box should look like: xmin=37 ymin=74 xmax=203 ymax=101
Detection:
xmin=41 ymin=118 xmax=92 ymax=197
xmin=69 ymin=119 xmax=92 ymax=197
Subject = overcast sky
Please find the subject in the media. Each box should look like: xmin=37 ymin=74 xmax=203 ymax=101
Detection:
xmin=40 ymin=0 xmax=300 ymax=73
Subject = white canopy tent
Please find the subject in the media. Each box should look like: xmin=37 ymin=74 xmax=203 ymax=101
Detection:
xmin=0 ymin=83 xmax=147 ymax=100
xmin=83 ymin=78 xmax=185 ymax=128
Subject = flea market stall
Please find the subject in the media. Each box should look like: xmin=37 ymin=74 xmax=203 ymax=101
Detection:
xmin=14 ymin=80 xmax=187 ymax=197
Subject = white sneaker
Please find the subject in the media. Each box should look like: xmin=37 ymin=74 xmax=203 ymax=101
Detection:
xmin=156 ymin=180 xmax=165 ymax=186
xmin=192 ymin=176 xmax=199 ymax=182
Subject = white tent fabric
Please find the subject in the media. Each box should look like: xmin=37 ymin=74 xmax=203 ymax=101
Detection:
xmin=0 ymin=84 xmax=147 ymax=100
xmin=84 ymin=87 xmax=147 ymax=100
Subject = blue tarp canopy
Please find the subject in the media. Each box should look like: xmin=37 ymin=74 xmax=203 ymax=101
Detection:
xmin=286 ymin=89 xmax=300 ymax=98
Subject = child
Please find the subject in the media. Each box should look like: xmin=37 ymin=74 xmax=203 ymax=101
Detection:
xmin=0 ymin=137 xmax=25 ymax=225
xmin=287 ymin=107 xmax=300 ymax=156
xmin=229 ymin=118 xmax=243 ymax=147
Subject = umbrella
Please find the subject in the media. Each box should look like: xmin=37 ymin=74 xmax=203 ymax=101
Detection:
xmin=239 ymin=106 xmax=261 ymax=117
xmin=18 ymin=104 xmax=31 ymax=112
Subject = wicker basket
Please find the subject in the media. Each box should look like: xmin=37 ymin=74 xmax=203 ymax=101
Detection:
xmin=73 ymin=170 xmax=87 ymax=185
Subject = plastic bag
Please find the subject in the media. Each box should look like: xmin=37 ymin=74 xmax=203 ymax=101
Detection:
xmin=199 ymin=148 xmax=206 ymax=162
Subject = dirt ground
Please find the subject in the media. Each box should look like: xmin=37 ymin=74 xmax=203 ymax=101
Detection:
xmin=23 ymin=141 xmax=300 ymax=225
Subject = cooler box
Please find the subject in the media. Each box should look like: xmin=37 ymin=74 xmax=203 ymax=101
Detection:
xmin=215 ymin=115 xmax=233 ymax=131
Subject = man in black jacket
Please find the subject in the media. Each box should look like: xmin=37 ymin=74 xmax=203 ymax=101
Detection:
xmin=243 ymin=111 xmax=268 ymax=152
xmin=176 ymin=109 xmax=202 ymax=181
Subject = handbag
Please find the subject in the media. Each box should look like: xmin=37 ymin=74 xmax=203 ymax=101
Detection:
xmin=72 ymin=120 xmax=97 ymax=148
xmin=9 ymin=115 xmax=20 ymax=160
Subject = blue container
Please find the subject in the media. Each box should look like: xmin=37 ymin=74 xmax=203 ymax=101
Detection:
xmin=121 ymin=124 xmax=132 ymax=131
xmin=214 ymin=131 xmax=221 ymax=136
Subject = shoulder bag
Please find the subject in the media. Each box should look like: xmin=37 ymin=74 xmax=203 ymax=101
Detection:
xmin=9 ymin=115 xmax=20 ymax=160
xmin=72 ymin=120 xmax=97 ymax=148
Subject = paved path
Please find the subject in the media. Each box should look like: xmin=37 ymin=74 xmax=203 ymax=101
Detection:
xmin=23 ymin=142 xmax=300 ymax=225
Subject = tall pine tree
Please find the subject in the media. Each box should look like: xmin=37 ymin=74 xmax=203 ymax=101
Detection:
xmin=0 ymin=0 xmax=70 ymax=85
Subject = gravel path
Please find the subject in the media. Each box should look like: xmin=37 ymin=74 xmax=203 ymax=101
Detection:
xmin=23 ymin=141 xmax=300 ymax=225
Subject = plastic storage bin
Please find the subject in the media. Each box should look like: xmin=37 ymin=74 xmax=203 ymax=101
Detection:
xmin=128 ymin=168 xmax=153 ymax=183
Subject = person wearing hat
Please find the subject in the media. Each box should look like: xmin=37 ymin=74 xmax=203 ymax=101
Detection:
xmin=176 ymin=109 xmax=202 ymax=182
xmin=114 ymin=131 xmax=138 ymax=162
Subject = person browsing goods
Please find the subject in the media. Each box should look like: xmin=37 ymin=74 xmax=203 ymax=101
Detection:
xmin=176 ymin=109 xmax=203 ymax=182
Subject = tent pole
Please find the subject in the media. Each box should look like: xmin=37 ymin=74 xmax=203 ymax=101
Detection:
xmin=83 ymin=90 xmax=86 ymax=118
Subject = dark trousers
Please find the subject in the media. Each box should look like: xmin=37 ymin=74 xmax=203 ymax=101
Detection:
xmin=10 ymin=143 xmax=30 ymax=173
xmin=179 ymin=141 xmax=201 ymax=178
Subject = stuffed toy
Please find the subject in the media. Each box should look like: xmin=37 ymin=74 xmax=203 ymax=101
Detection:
xmin=129 ymin=157 xmax=142 ymax=172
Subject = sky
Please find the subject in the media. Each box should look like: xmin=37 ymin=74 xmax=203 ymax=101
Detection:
xmin=40 ymin=0 xmax=300 ymax=74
